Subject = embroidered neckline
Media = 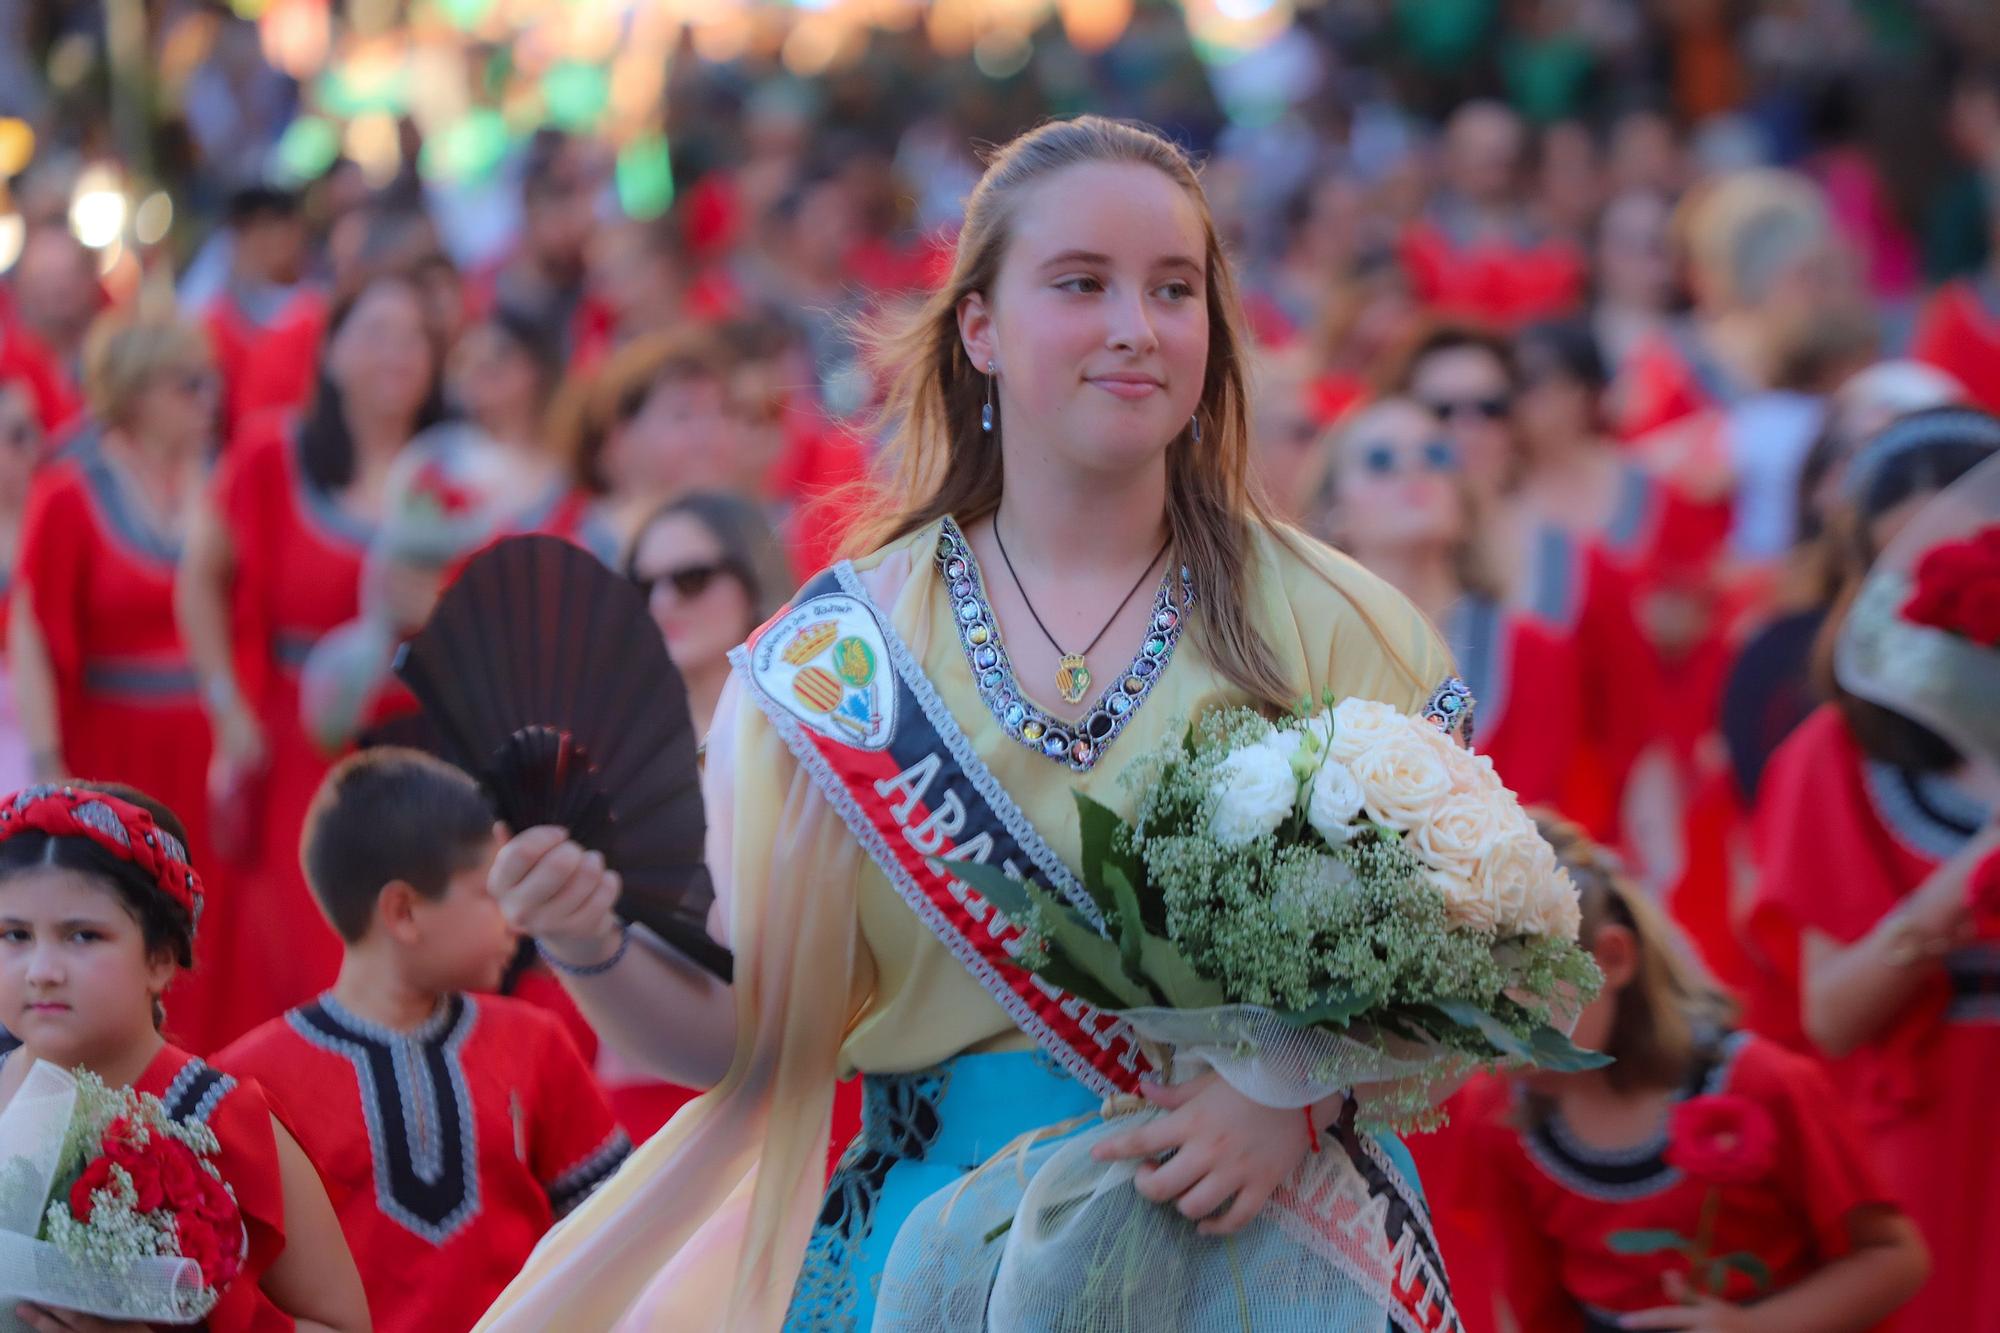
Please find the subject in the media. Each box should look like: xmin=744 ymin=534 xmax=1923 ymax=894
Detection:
xmin=1522 ymin=1031 xmax=1748 ymax=1202
xmin=932 ymin=516 xmax=1194 ymax=773
xmin=1862 ymin=760 xmax=1992 ymax=863
xmin=79 ymin=450 xmax=186 ymax=567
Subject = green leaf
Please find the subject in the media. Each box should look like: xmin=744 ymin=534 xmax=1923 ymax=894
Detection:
xmin=1606 ymin=1229 xmax=1691 ymax=1256
xmin=1102 ymin=862 xmax=1149 ymax=991
xmin=1071 ymin=794 xmax=1128 ymax=921
xmin=939 ymin=860 xmax=1151 ymax=1010
xmin=1526 ymin=1022 xmax=1615 ymax=1072
xmin=1431 ymin=1001 xmax=1612 ymax=1072
xmin=1285 ymin=985 xmax=1377 ymax=1027
xmin=1136 ymin=931 xmax=1228 ymax=1009
xmin=1718 ymin=1253 xmax=1773 ymax=1293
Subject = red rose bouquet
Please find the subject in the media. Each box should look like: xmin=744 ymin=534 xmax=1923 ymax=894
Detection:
xmin=0 ymin=1063 xmax=245 ymax=1324
xmin=1608 ymin=1094 xmax=1778 ymax=1299
xmin=1901 ymin=524 xmax=2000 ymax=648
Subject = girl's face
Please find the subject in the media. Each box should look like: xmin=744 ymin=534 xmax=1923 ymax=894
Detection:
xmin=328 ymin=282 xmax=438 ymax=425
xmin=606 ymin=376 xmax=735 ymax=498
xmin=1319 ymin=399 xmax=1465 ymax=553
xmin=131 ymin=357 xmax=219 ymax=456
xmin=450 ymin=322 xmax=543 ymax=433
xmin=0 ymin=869 xmax=173 ymax=1068
xmin=1513 ymin=342 xmax=1594 ymax=458
xmin=1408 ymin=346 xmax=1514 ymax=501
xmin=959 ymin=161 xmax=1210 ymax=483
xmin=630 ymin=512 xmax=754 ymax=675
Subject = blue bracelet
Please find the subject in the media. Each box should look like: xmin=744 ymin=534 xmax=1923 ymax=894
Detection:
xmin=536 ymin=923 xmax=631 ymax=977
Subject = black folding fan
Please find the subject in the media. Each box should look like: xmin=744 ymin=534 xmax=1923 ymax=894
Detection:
xmin=393 ymin=534 xmax=732 ymax=981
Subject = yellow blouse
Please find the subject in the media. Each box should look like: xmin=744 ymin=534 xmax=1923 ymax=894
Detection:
xmin=836 ymin=516 xmax=1454 ymax=1075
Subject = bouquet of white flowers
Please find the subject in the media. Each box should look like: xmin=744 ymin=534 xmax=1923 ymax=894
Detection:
xmin=874 ymin=695 xmax=1602 ymax=1332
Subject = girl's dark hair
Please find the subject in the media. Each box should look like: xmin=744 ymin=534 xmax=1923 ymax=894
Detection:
xmin=1812 ymin=406 xmax=2000 ymax=771
xmin=298 ymin=272 xmax=450 ymax=493
xmin=1516 ymin=318 xmax=1608 ymax=394
xmin=0 ymin=782 xmax=196 ymax=968
xmin=1382 ymin=320 xmax=1521 ymax=399
xmin=626 ymin=490 xmax=796 ymax=628
xmin=485 ymin=302 xmax=567 ymax=402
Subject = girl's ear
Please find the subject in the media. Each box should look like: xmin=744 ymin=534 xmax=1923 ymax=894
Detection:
xmin=957 ymin=290 xmax=996 ymax=376
xmin=1590 ymin=921 xmax=1641 ymax=991
xmin=144 ymin=946 xmax=178 ymax=1005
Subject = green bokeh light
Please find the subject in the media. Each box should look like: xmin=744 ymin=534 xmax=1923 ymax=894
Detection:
xmin=617 ymin=134 xmax=675 ymax=219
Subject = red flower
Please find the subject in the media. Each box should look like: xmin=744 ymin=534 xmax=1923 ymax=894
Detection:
xmin=1905 ymin=527 xmax=2000 ymax=645
xmin=1959 ymin=579 xmax=2000 ymax=647
xmin=152 ymin=1136 xmax=202 ymax=1206
xmin=67 ymin=1156 xmax=115 ymax=1223
xmin=105 ymin=1140 xmax=166 ymax=1214
xmin=1665 ymin=1095 xmax=1779 ymax=1186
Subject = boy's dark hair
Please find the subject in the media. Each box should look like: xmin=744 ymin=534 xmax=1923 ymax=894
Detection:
xmin=301 ymin=749 xmax=496 ymax=943
xmin=0 ymin=782 xmax=196 ymax=968
xmin=226 ymin=185 xmax=302 ymax=229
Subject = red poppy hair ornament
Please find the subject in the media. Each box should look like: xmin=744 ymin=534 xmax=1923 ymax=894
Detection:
xmin=0 ymin=785 xmax=203 ymax=927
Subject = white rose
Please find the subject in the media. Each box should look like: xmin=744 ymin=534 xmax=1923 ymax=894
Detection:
xmin=1209 ymin=743 xmax=1297 ymax=847
xmin=1430 ymin=865 xmax=1499 ymax=932
xmin=1442 ymin=740 xmax=1504 ymax=798
xmin=1328 ymin=697 xmax=1407 ymax=765
xmin=1520 ymin=854 xmax=1584 ymax=942
xmin=1347 ymin=728 xmax=1454 ymax=834
xmin=1306 ymin=758 xmax=1367 ymax=844
xmin=1411 ymin=788 xmax=1504 ymax=885
xmin=1476 ymin=827 xmax=1545 ymax=935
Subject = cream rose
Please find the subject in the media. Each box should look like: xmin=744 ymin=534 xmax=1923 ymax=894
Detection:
xmin=1328 ymin=697 xmax=1407 ymax=765
xmin=1476 ymin=825 xmax=1546 ymax=935
xmin=1306 ymin=756 xmax=1366 ymax=844
xmin=1441 ymin=740 xmax=1504 ymax=798
xmin=1346 ymin=727 xmax=1453 ymax=834
xmin=1210 ymin=743 xmax=1297 ymax=847
xmin=1519 ymin=847 xmax=1584 ymax=942
xmin=1411 ymin=788 xmax=1505 ymax=885
xmin=1429 ymin=865 xmax=1499 ymax=932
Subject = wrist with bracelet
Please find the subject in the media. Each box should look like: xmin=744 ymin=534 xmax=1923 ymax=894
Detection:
xmin=536 ymin=921 xmax=631 ymax=977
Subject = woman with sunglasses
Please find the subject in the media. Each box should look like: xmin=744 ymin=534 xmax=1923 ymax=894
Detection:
xmin=0 ymin=381 xmax=43 ymax=793
xmin=1395 ymin=322 xmax=1661 ymax=846
xmin=10 ymin=312 xmax=241 ymax=1052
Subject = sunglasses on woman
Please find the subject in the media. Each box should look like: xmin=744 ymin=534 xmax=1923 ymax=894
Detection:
xmin=631 ymin=561 xmax=737 ymax=601
xmin=1360 ymin=438 xmax=1458 ymax=476
xmin=1422 ymin=395 xmax=1510 ymax=423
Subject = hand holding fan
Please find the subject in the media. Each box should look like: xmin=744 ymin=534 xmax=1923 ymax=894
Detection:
xmin=393 ymin=535 xmax=732 ymax=980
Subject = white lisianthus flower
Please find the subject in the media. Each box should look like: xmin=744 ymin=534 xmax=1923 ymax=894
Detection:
xmin=1411 ymin=788 xmax=1504 ymax=886
xmin=1328 ymin=697 xmax=1407 ymax=765
xmin=1210 ymin=743 xmax=1297 ymax=847
xmin=1346 ymin=727 xmax=1453 ymax=834
xmin=1306 ymin=756 xmax=1367 ymax=844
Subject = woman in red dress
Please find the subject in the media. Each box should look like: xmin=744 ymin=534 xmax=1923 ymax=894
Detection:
xmin=0 ymin=379 xmax=43 ymax=794
xmin=1747 ymin=408 xmax=2000 ymax=1327
xmin=1466 ymin=818 xmax=1926 ymax=1332
xmin=9 ymin=315 xmax=239 ymax=1053
xmin=1309 ymin=395 xmax=1587 ymax=815
xmin=177 ymin=273 xmax=447 ymax=1051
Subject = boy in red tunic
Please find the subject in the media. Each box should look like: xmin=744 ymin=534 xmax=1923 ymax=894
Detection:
xmin=219 ymin=748 xmax=631 ymax=1333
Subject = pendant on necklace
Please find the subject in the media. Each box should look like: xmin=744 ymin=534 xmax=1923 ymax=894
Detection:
xmin=1055 ymin=654 xmax=1092 ymax=706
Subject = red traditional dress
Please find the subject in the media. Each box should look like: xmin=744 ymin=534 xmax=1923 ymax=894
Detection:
xmin=1909 ymin=271 xmax=2000 ymax=415
xmin=1747 ymin=705 xmax=2000 ymax=1327
xmin=15 ymin=448 xmax=239 ymax=1052
xmin=1398 ymin=202 xmax=1587 ymax=328
xmin=134 ymin=1043 xmax=290 ymax=1331
xmin=507 ymin=478 xmax=623 ymax=567
xmin=1444 ymin=595 xmax=1586 ymax=817
xmin=199 ymin=285 xmax=327 ymax=448
xmin=209 ymin=422 xmax=381 ymax=1047
xmin=1610 ymin=321 xmax=1752 ymax=444
xmin=1468 ymin=1033 xmax=1895 ymax=1332
xmin=768 ymin=405 xmax=867 ymax=581
xmin=0 ymin=292 xmax=82 ymax=438
xmin=217 ymin=993 xmax=632 ymax=1333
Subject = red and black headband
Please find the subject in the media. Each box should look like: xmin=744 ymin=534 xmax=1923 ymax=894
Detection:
xmin=0 ymin=786 xmax=203 ymax=928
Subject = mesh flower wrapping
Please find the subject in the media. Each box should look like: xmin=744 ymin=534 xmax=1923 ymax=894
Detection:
xmin=954 ymin=696 xmax=1605 ymax=1135
xmin=0 ymin=1064 xmax=244 ymax=1327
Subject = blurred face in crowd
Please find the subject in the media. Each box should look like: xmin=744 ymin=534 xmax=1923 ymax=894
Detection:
xmin=606 ymin=372 xmax=735 ymax=498
xmin=1538 ymin=122 xmax=1601 ymax=237
xmin=1247 ymin=366 xmax=1322 ymax=520
xmin=523 ymin=144 xmax=599 ymax=279
xmin=130 ymin=354 xmax=219 ymax=457
xmin=630 ymin=511 xmax=754 ymax=676
xmin=12 ymin=229 xmax=99 ymax=341
xmin=1596 ymin=190 xmax=1676 ymax=313
xmin=1513 ymin=338 xmax=1596 ymax=460
xmin=327 ymin=280 xmax=438 ymax=429
xmin=450 ymin=319 xmax=545 ymax=439
xmin=1292 ymin=176 xmax=1365 ymax=272
xmin=1445 ymin=103 xmax=1525 ymax=207
xmin=790 ymin=177 xmax=864 ymax=278
xmin=240 ymin=213 xmax=310 ymax=288
xmin=958 ymin=160 xmax=1210 ymax=482
xmin=1407 ymin=343 xmax=1515 ymax=500
xmin=589 ymin=221 xmax=686 ymax=332
xmin=0 ymin=383 xmax=41 ymax=511
xmin=1608 ymin=110 xmax=1684 ymax=197
xmin=1318 ymin=398 xmax=1466 ymax=555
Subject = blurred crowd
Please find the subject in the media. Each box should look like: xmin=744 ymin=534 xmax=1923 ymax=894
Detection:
xmin=0 ymin=0 xmax=1997 ymax=1328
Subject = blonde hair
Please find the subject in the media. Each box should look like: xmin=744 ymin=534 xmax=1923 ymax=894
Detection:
xmin=853 ymin=116 xmax=1301 ymax=710
xmin=82 ymin=313 xmax=212 ymax=431
xmin=1534 ymin=812 xmax=1733 ymax=1094
xmin=1677 ymin=169 xmax=1830 ymax=309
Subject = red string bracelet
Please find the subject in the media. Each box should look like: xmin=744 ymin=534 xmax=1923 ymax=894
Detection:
xmin=1303 ymin=1106 xmax=1321 ymax=1154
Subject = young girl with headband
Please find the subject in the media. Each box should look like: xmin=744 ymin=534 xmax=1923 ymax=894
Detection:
xmin=0 ymin=783 xmax=368 ymax=1333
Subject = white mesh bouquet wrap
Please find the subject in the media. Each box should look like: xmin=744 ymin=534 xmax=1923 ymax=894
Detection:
xmin=0 ymin=1063 xmax=226 ymax=1328
xmin=879 ymin=696 xmax=1602 ymax=1330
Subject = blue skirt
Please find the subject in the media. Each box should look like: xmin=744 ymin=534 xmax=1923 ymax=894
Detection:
xmin=781 ymin=1051 xmax=1425 ymax=1331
